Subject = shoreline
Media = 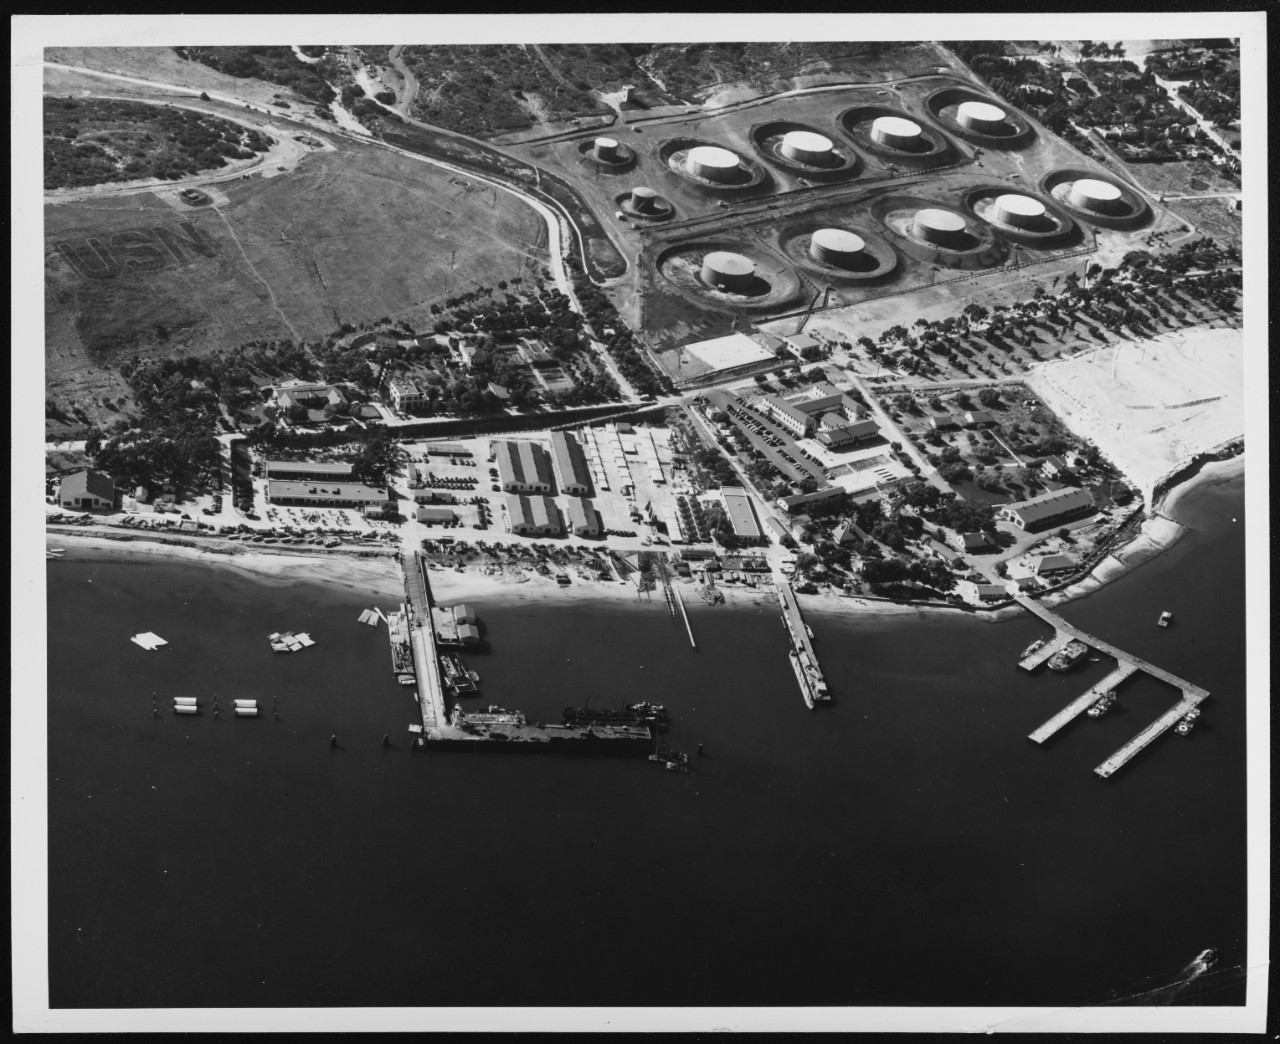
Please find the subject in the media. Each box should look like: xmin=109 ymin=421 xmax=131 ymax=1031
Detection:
xmin=46 ymin=531 xmax=404 ymax=597
xmin=46 ymin=454 xmax=1244 ymax=621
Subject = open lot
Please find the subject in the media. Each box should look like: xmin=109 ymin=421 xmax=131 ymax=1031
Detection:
xmin=1028 ymin=325 xmax=1244 ymax=495
xmin=44 ymin=141 xmax=544 ymax=431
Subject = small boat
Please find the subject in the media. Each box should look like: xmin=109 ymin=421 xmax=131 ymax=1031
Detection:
xmin=1020 ymin=639 xmax=1045 ymax=660
xmin=1176 ymin=720 xmax=1193 ymax=736
xmin=48 ymin=548 xmax=67 ymax=554
xmin=1087 ymin=691 xmax=1117 ymax=718
xmin=1158 ymin=611 xmax=1173 ymax=628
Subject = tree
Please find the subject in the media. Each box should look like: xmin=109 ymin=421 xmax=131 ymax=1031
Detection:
xmin=978 ymin=388 xmax=1002 ymax=408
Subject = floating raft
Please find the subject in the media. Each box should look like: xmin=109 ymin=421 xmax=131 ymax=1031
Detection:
xmin=268 ymin=630 xmax=314 ymax=652
xmin=235 ymin=707 xmax=259 ymax=717
xmin=358 ymin=609 xmax=377 ymax=625
xmin=173 ymin=697 xmax=198 ymax=707
xmin=233 ymin=700 xmax=257 ymax=709
xmin=174 ymin=704 xmax=199 ymax=716
xmin=131 ymin=632 xmax=169 ymax=651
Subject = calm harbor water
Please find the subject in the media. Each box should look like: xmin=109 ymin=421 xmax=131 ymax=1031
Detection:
xmin=47 ymin=473 xmax=1247 ymax=1009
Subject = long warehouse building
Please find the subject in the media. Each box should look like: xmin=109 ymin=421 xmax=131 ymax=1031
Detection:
xmin=549 ymin=431 xmax=592 ymax=495
xmin=495 ymin=439 xmax=553 ymax=493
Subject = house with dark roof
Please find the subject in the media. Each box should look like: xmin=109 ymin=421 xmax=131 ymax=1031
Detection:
xmin=963 ymin=410 xmax=996 ymax=428
xmin=1032 ymin=552 xmax=1077 ymax=577
xmin=59 ymin=469 xmax=116 ymax=511
xmin=958 ymin=579 xmax=1009 ymax=604
xmin=998 ymin=487 xmax=1096 ymax=531
xmin=948 ymin=530 xmax=993 ymax=553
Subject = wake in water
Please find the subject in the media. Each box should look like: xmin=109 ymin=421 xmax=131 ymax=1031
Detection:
xmin=1101 ymin=948 xmax=1245 ymax=1006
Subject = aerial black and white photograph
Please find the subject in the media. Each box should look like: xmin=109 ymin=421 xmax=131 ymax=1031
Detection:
xmin=12 ymin=11 xmax=1269 ymax=1034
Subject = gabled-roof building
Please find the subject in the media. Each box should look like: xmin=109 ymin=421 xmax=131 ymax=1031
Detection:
xmin=494 ymin=440 xmax=553 ymax=494
xmin=998 ymin=487 xmax=1096 ymax=531
xmin=506 ymin=494 xmax=562 ymax=536
xmin=549 ymin=431 xmax=591 ymax=496
xmin=59 ymin=469 xmax=116 ymax=510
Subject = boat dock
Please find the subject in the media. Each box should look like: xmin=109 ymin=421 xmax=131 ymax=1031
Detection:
xmin=777 ymin=581 xmax=830 ymax=706
xmin=1028 ymin=663 xmax=1139 ymax=744
xmin=1014 ymin=596 xmax=1210 ymax=778
xmin=1019 ymin=633 xmax=1072 ymax=671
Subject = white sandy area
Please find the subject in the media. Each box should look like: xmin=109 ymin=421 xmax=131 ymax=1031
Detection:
xmin=1028 ymin=325 xmax=1243 ymax=495
xmin=424 ymin=564 xmax=779 ymax=612
xmin=46 ymin=531 xmax=404 ymax=597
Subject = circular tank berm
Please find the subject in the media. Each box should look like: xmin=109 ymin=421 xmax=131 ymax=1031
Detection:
xmin=615 ymin=186 xmax=675 ymax=221
xmin=871 ymin=194 xmax=1006 ymax=269
xmin=577 ymin=134 xmax=637 ymax=172
xmin=701 ymin=251 xmax=756 ymax=293
xmin=656 ymin=137 xmax=769 ymax=193
xmin=964 ymin=186 xmax=1080 ymax=247
xmin=923 ymin=84 xmax=1035 ymax=148
xmin=656 ymin=239 xmax=802 ymax=313
xmin=1040 ymin=168 xmax=1151 ymax=229
xmin=779 ymin=223 xmax=898 ymax=283
xmin=748 ymin=120 xmax=862 ymax=180
xmin=838 ymin=104 xmax=954 ymax=169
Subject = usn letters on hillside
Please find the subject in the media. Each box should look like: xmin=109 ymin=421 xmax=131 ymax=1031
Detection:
xmin=51 ymin=220 xmax=218 ymax=280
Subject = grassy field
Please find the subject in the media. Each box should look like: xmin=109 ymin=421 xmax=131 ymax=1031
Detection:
xmin=44 ymin=96 xmax=274 ymax=189
xmin=44 ymin=142 xmax=545 ymax=434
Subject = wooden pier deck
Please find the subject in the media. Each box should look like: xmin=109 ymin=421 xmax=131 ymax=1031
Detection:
xmin=403 ymin=553 xmax=447 ymax=733
xmin=778 ymin=581 xmax=830 ymax=703
xmin=1019 ymin=632 xmax=1072 ymax=671
xmin=1028 ymin=663 xmax=1138 ymax=744
xmin=1013 ymin=596 xmax=1209 ymax=777
xmin=1094 ymin=695 xmax=1203 ymax=778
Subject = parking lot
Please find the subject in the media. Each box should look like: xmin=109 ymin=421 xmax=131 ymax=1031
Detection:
xmin=704 ymin=389 xmax=828 ymax=484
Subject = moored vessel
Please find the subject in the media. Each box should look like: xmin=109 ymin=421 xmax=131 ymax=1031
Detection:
xmin=1158 ymin=611 xmax=1173 ymax=627
xmin=1087 ymin=690 xmax=1117 ymax=718
xmin=1047 ymin=639 xmax=1088 ymax=672
xmin=1021 ymin=639 xmax=1045 ymax=660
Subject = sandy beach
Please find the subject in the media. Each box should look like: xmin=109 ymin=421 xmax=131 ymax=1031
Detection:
xmin=46 ymin=530 xmax=404 ymax=597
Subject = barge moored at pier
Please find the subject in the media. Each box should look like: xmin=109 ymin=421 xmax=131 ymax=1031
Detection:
xmin=777 ymin=581 xmax=831 ymax=709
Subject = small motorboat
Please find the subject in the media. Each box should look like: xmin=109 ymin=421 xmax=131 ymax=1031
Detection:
xmin=1158 ymin=611 xmax=1173 ymax=627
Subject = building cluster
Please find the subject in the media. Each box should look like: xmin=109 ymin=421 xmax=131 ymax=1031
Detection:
xmin=759 ymin=381 xmax=879 ymax=449
xmin=492 ymin=434 xmax=602 ymax=539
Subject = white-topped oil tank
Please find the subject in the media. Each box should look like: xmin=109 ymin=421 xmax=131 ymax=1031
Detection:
xmin=780 ymin=130 xmax=836 ymax=166
xmin=1068 ymin=178 xmax=1124 ymax=215
xmin=686 ymin=145 xmax=742 ymax=182
xmin=701 ymin=251 xmax=756 ymax=292
xmin=630 ymin=186 xmax=659 ymax=213
xmin=594 ymin=136 xmax=621 ymax=161
xmin=913 ymin=208 xmax=968 ymax=248
xmin=870 ymin=115 xmax=923 ymax=150
xmin=809 ymin=228 xmax=867 ymax=268
xmin=992 ymin=193 xmax=1051 ymax=230
xmin=956 ymin=100 xmax=1008 ymax=134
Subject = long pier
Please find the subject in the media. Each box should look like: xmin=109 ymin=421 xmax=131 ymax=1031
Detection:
xmin=1028 ymin=663 xmax=1138 ymax=744
xmin=403 ymin=552 xmax=447 ymax=733
xmin=778 ymin=581 xmax=830 ymax=706
xmin=1014 ymin=596 xmax=1209 ymax=778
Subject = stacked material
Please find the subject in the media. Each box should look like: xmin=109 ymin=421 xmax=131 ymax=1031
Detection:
xmin=131 ymin=632 xmax=169 ymax=650
xmin=268 ymin=631 xmax=315 ymax=652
